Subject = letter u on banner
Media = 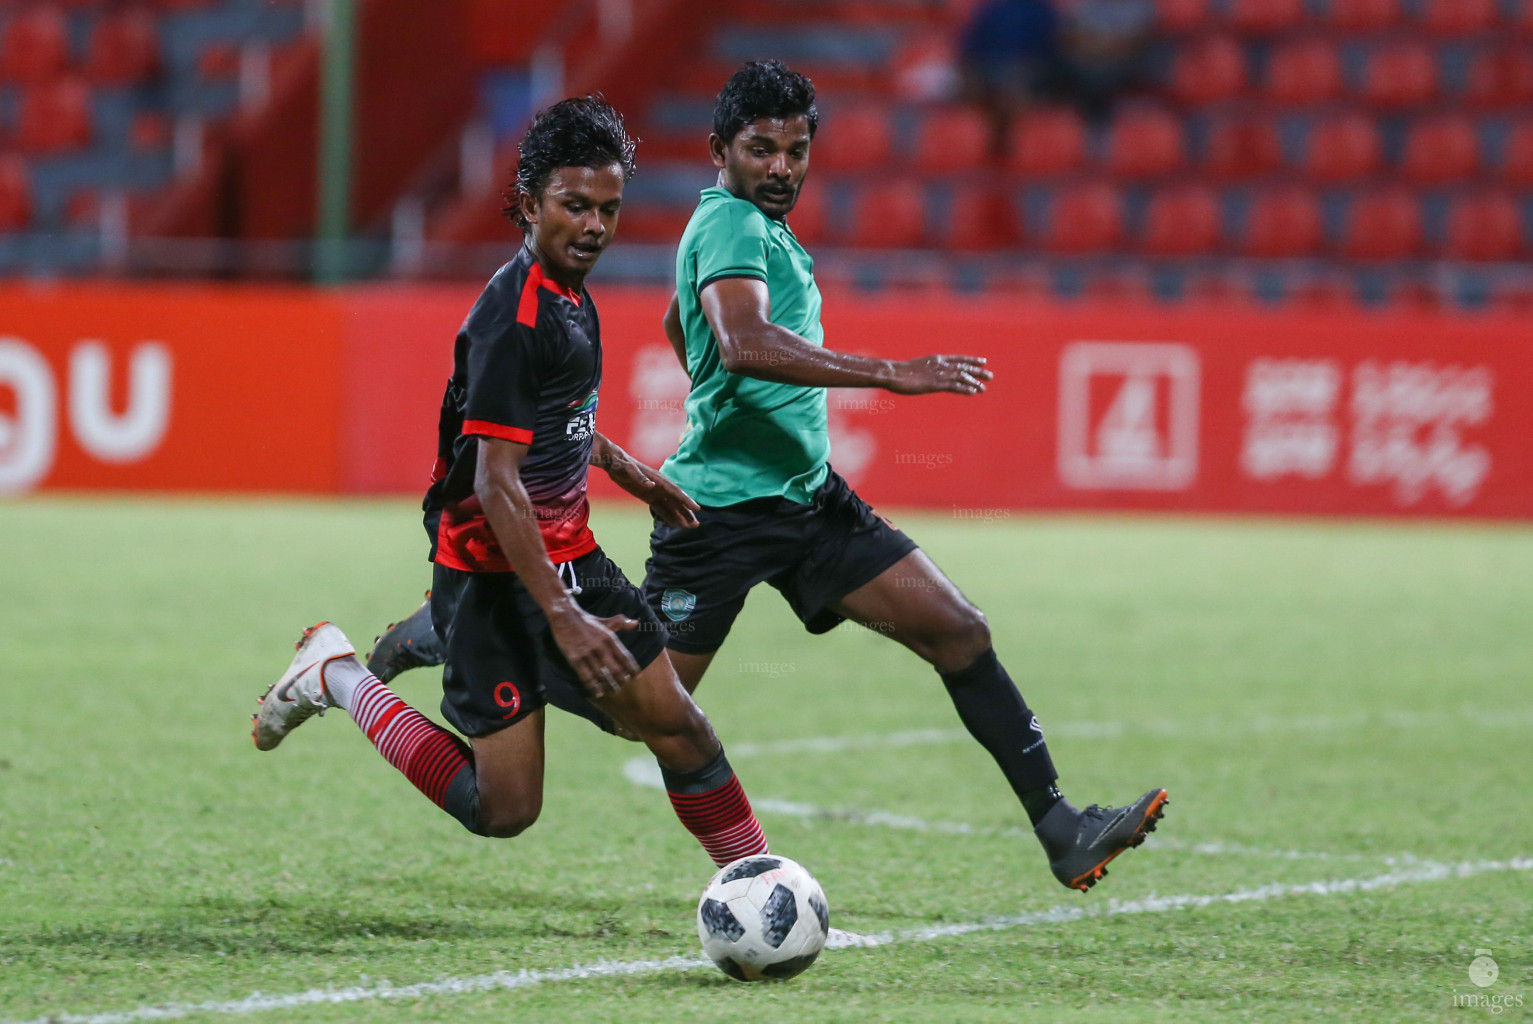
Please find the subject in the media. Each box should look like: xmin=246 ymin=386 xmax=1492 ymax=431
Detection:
xmin=69 ymin=341 xmax=172 ymax=463
xmin=0 ymin=337 xmax=58 ymax=493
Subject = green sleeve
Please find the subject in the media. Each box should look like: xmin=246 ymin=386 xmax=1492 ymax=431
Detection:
xmin=692 ymin=201 xmax=770 ymax=292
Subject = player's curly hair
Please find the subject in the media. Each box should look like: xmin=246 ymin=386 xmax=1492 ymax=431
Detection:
xmin=713 ymin=60 xmax=818 ymax=144
xmin=504 ymin=95 xmax=637 ymax=227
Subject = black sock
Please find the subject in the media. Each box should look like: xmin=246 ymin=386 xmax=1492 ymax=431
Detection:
xmin=940 ymin=647 xmax=1062 ymax=826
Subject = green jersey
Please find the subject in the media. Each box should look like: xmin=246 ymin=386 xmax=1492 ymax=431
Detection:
xmin=662 ymin=186 xmax=830 ymax=507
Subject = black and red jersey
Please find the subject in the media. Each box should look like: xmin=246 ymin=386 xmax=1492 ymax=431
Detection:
xmin=424 ymin=246 xmax=602 ymax=573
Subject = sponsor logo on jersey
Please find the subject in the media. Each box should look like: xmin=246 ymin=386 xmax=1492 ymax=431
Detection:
xmin=565 ymin=389 xmax=598 ymax=441
xmin=660 ymin=588 xmax=697 ymax=622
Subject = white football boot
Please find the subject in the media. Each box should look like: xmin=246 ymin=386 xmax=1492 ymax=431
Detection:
xmin=252 ymin=622 xmax=355 ymax=751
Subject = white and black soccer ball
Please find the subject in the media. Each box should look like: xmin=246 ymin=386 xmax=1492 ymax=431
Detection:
xmin=696 ymin=854 xmax=829 ymax=982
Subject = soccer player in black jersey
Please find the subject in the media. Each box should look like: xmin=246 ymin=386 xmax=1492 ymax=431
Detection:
xmin=252 ymin=97 xmax=770 ymax=868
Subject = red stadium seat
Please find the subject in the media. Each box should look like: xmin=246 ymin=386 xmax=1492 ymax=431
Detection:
xmin=849 ymin=180 xmax=927 ymax=248
xmin=1303 ymin=112 xmax=1383 ymax=183
xmin=1288 ymin=275 xmax=1358 ymax=310
xmin=1142 ymin=185 xmax=1222 ymax=255
xmin=1400 ymin=115 xmax=1480 ymax=185
xmin=1083 ymin=268 xmax=1153 ymax=304
xmin=1155 ymin=0 xmax=1210 ymax=32
xmin=0 ymin=155 xmax=31 ymax=231
xmin=1326 ymin=0 xmax=1402 ymax=31
xmin=85 ymin=10 xmax=162 ymax=86
xmin=786 ymin=183 xmax=827 ymax=245
xmin=1418 ymin=0 xmax=1498 ymax=36
xmin=0 ymin=8 xmax=69 ymax=84
xmin=615 ymin=205 xmax=695 ymax=245
xmin=1169 ymin=34 xmax=1247 ymax=105
xmin=1361 ymin=43 xmax=1439 ymax=109
xmin=915 ymin=107 xmax=993 ymax=174
xmin=1463 ymin=50 xmax=1533 ymax=110
xmin=1443 ymin=192 xmax=1523 ymax=261
xmin=1183 ymin=269 xmax=1254 ymax=305
xmin=943 ymin=187 xmax=1021 ymax=251
xmin=1265 ymin=39 xmax=1344 ymax=107
xmin=1229 ymin=0 xmax=1305 ymax=34
xmin=1007 ymin=107 xmax=1087 ymax=177
xmin=1043 ymin=183 xmax=1124 ymax=254
xmin=1243 ymin=186 xmax=1323 ymax=257
xmin=811 ymin=106 xmax=891 ymax=173
xmin=1520 ymin=0 xmax=1533 ymax=35
xmin=16 ymin=78 xmax=93 ymax=154
xmin=1341 ymin=189 xmax=1423 ymax=260
xmin=1104 ymin=107 xmax=1186 ymax=179
xmin=1204 ymin=116 xmax=1283 ymax=180
xmin=1502 ymin=122 xmax=1533 ymax=187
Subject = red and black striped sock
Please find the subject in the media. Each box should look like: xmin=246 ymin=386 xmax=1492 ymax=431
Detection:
xmin=347 ymin=673 xmax=482 ymax=833
xmin=662 ymin=751 xmax=768 ymax=867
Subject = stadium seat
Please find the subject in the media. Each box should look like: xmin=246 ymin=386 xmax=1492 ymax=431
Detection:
xmin=1169 ymin=34 xmax=1247 ymax=105
xmin=1264 ymin=39 xmax=1344 ymax=107
xmin=1519 ymin=0 xmax=1533 ymax=35
xmin=1326 ymin=0 xmax=1403 ymax=32
xmin=1041 ymin=183 xmax=1124 ymax=253
xmin=812 ymin=106 xmax=891 ymax=173
xmin=1303 ymin=112 xmax=1383 ymax=183
xmin=943 ymin=186 xmax=1021 ymax=251
xmin=85 ymin=10 xmax=162 ymax=86
xmin=1229 ymin=0 xmax=1305 ymax=34
xmin=1418 ymin=0 xmax=1498 ymax=36
xmin=1287 ymin=274 xmax=1358 ymax=309
xmin=1155 ymin=0 xmax=1210 ymax=33
xmin=1204 ymin=116 xmax=1283 ymax=180
xmin=0 ymin=155 xmax=31 ymax=231
xmin=1182 ymin=269 xmax=1253 ymax=305
xmin=1142 ymin=185 xmax=1222 ymax=255
xmin=1501 ymin=122 xmax=1533 ymax=187
xmin=16 ymin=77 xmax=93 ymax=154
xmin=1082 ymin=268 xmax=1153 ymax=303
xmin=1361 ymin=42 xmax=1439 ymax=109
xmin=1400 ymin=115 xmax=1481 ymax=185
xmin=1104 ymin=107 xmax=1186 ymax=179
xmin=1243 ymin=186 xmax=1323 ymax=257
xmin=849 ymin=180 xmax=927 ymax=248
xmin=1007 ymin=107 xmax=1087 ymax=177
xmin=1463 ymin=49 xmax=1533 ymax=110
xmin=915 ymin=107 xmax=993 ymax=175
xmin=1443 ymin=192 xmax=1523 ymax=261
xmin=1341 ymin=189 xmax=1424 ymax=260
xmin=0 ymin=8 xmax=69 ymax=84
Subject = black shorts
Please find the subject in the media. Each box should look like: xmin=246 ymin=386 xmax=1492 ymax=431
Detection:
xmin=430 ymin=547 xmax=669 ymax=738
xmin=643 ymin=468 xmax=918 ymax=655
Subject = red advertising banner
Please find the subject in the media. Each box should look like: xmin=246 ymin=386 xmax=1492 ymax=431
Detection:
xmin=3 ymin=283 xmax=1529 ymax=520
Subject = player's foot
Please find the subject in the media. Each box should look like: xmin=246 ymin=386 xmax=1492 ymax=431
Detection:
xmin=252 ymin=622 xmax=354 ymax=751
xmin=365 ymin=593 xmax=443 ymax=684
xmin=1034 ymin=788 xmax=1168 ymax=892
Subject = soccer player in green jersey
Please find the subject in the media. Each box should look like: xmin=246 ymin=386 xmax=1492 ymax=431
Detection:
xmin=371 ymin=63 xmax=1168 ymax=892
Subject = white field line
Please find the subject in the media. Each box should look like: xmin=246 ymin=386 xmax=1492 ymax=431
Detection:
xmin=724 ymin=706 xmax=1533 ymax=759
xmin=8 ymin=856 xmax=1528 ymax=1024
xmin=623 ymin=758 xmax=1382 ymax=863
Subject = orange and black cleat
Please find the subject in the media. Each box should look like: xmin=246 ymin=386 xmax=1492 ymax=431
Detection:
xmin=1035 ymin=788 xmax=1169 ymax=892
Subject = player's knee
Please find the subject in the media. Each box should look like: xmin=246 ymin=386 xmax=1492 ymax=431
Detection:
xmin=477 ymin=792 xmax=543 ymax=839
xmin=930 ymin=606 xmax=991 ymax=672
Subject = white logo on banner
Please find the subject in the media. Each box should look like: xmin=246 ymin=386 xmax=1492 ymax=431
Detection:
xmin=0 ymin=337 xmax=173 ymax=494
xmin=1239 ymin=358 xmax=1492 ymax=507
xmin=1058 ymin=342 xmax=1200 ymax=491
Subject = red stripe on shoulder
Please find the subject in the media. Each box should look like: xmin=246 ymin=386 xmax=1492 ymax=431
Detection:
xmin=462 ymin=420 xmax=534 ymax=444
xmin=517 ymin=263 xmax=544 ymax=327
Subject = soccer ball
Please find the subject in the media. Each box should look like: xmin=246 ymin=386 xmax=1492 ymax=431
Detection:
xmin=696 ymin=854 xmax=829 ymax=982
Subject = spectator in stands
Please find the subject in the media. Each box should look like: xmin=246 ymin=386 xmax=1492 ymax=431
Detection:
xmin=1058 ymin=0 xmax=1155 ymax=123
xmin=957 ymin=0 xmax=1065 ymax=155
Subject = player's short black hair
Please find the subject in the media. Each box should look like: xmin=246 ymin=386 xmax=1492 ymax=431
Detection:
xmin=713 ymin=60 xmax=818 ymax=144
xmin=505 ymin=95 xmax=637 ymax=227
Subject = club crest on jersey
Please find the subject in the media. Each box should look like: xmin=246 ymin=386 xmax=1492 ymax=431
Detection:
xmin=565 ymin=389 xmax=598 ymax=441
xmin=660 ymin=588 xmax=696 ymax=622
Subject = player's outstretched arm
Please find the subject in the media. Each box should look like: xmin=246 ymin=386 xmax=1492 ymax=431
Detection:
xmin=475 ymin=436 xmax=640 ymax=697
xmin=590 ymin=432 xmax=700 ymax=528
xmin=700 ymin=277 xmax=993 ymax=396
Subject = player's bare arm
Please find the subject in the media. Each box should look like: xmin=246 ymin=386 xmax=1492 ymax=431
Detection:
xmin=699 ymin=276 xmax=993 ymax=395
xmin=475 ymin=435 xmax=640 ymax=697
xmin=663 ymin=292 xmax=688 ymax=368
xmin=589 ymin=431 xmax=700 ymax=528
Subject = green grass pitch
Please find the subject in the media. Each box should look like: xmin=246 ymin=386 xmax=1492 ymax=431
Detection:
xmin=1 ymin=498 xmax=1529 ymax=1023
